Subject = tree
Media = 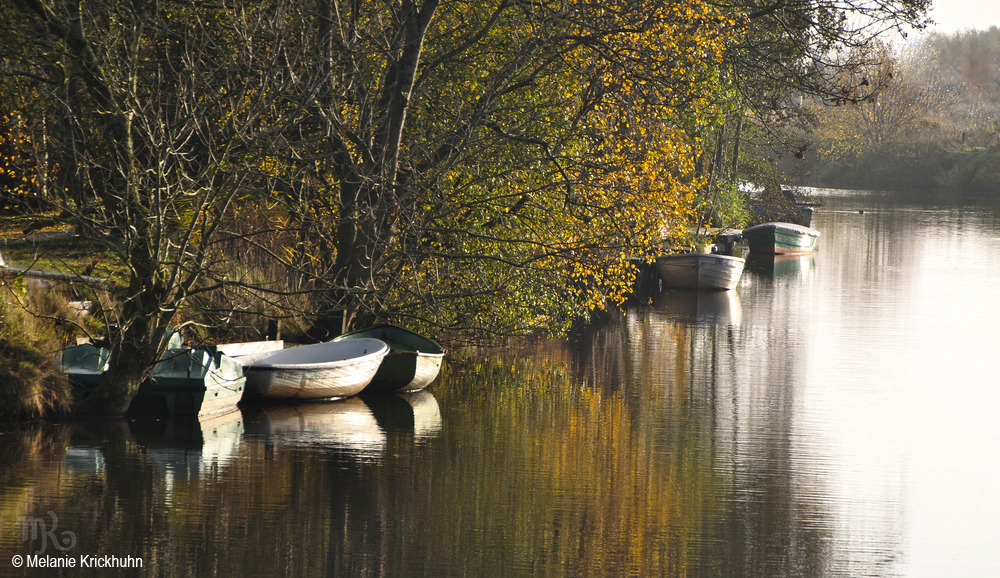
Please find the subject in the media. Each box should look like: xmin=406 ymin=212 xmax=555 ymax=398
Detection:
xmin=265 ymin=0 xmax=735 ymax=337
xmin=803 ymin=29 xmax=1000 ymax=191
xmin=0 ymin=111 xmax=50 ymax=213
xmin=2 ymin=1 xmax=299 ymax=413
xmin=707 ymin=0 xmax=932 ymax=191
xmin=811 ymin=43 xmax=938 ymax=185
xmin=3 ymin=0 xmax=932 ymax=415
xmin=0 ymin=0 xmax=735 ymax=411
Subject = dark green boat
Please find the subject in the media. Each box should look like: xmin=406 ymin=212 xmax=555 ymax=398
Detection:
xmin=332 ymin=324 xmax=445 ymax=393
xmin=742 ymin=222 xmax=820 ymax=255
xmin=58 ymin=333 xmax=245 ymax=417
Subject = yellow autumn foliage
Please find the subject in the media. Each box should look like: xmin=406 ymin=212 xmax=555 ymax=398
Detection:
xmin=367 ymin=0 xmax=735 ymax=332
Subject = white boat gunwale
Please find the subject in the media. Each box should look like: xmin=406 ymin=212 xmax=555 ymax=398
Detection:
xmin=655 ymin=252 xmax=746 ymax=291
xmin=239 ymin=338 xmax=389 ymax=370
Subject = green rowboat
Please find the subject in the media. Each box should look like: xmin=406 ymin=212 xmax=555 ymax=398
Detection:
xmin=742 ymin=222 xmax=820 ymax=255
xmin=58 ymin=334 xmax=246 ymax=417
xmin=332 ymin=324 xmax=445 ymax=393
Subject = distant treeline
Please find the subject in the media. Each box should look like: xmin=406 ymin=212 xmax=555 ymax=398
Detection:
xmin=790 ymin=27 xmax=1000 ymax=194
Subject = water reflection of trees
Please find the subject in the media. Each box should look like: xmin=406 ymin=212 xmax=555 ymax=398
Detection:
xmin=3 ymin=317 xmax=844 ymax=576
xmin=0 ymin=397 xmax=437 ymax=576
xmin=511 ymin=306 xmax=838 ymax=576
xmin=4 ymin=191 xmax=931 ymax=575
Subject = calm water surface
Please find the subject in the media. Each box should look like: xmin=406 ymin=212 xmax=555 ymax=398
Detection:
xmin=4 ymin=188 xmax=1000 ymax=576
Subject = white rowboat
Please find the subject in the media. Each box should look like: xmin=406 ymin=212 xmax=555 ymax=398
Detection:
xmin=656 ymin=253 xmax=746 ymax=291
xmin=239 ymin=338 xmax=389 ymax=400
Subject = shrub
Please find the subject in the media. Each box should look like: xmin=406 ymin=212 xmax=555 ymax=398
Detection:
xmin=0 ymin=280 xmax=75 ymax=420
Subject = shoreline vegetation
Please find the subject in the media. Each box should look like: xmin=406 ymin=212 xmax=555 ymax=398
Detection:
xmin=0 ymin=220 xmax=91 ymax=419
xmin=0 ymin=301 xmax=72 ymax=420
xmin=0 ymin=186 xmax=803 ymax=420
xmin=789 ymin=29 xmax=1000 ymax=195
xmin=0 ymin=1 xmax=966 ymax=419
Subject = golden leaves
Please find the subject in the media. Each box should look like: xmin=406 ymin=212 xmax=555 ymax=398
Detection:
xmin=0 ymin=113 xmax=55 ymax=212
xmin=380 ymin=0 xmax=735 ymax=330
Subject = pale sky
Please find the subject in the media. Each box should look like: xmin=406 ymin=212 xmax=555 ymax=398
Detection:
xmin=926 ymin=0 xmax=1000 ymax=34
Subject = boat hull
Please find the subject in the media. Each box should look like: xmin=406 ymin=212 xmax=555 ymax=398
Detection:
xmin=58 ymin=344 xmax=110 ymax=396
xmin=241 ymin=338 xmax=389 ymax=400
xmin=59 ymin=343 xmax=246 ymax=417
xmin=367 ymin=350 xmax=444 ymax=393
xmin=134 ymin=348 xmax=246 ymax=417
xmin=333 ymin=325 xmax=445 ymax=393
xmin=742 ymin=222 xmax=820 ymax=255
xmin=656 ymin=253 xmax=745 ymax=291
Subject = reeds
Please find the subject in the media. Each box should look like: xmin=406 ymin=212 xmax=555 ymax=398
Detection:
xmin=0 ymin=280 xmax=77 ymax=420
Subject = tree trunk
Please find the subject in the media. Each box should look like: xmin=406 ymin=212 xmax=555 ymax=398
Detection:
xmin=312 ymin=0 xmax=440 ymax=338
xmin=730 ymin=116 xmax=744 ymax=179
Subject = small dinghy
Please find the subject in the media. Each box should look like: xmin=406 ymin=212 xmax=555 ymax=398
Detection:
xmin=333 ymin=324 xmax=445 ymax=393
xmin=238 ymin=338 xmax=389 ymax=400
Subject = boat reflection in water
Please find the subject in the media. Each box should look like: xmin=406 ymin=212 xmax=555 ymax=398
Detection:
xmin=128 ymin=409 xmax=245 ymax=484
xmin=61 ymin=445 xmax=106 ymax=476
xmin=655 ymin=288 xmax=742 ymax=325
xmin=745 ymin=252 xmax=815 ymax=279
xmin=242 ymin=397 xmax=388 ymax=458
xmin=363 ymin=390 xmax=443 ymax=443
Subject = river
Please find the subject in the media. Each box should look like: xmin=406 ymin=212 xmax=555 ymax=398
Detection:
xmin=3 ymin=188 xmax=1000 ymax=576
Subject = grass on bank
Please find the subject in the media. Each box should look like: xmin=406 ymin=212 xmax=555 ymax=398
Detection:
xmin=0 ymin=285 xmax=77 ymax=420
xmin=0 ymin=214 xmax=122 ymax=420
xmin=0 ymin=215 xmax=126 ymax=287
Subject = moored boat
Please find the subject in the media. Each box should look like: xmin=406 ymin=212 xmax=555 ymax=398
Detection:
xmin=655 ymin=252 xmax=746 ymax=291
xmin=132 ymin=346 xmax=246 ymax=417
xmin=58 ymin=337 xmax=246 ymax=417
xmin=742 ymin=222 xmax=820 ymax=255
xmin=57 ymin=343 xmax=110 ymax=395
xmin=238 ymin=338 xmax=389 ymax=400
xmin=332 ymin=324 xmax=445 ymax=393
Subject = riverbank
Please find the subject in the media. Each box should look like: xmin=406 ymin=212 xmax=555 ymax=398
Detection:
xmin=0 ymin=288 xmax=74 ymax=419
xmin=0 ymin=217 xmax=109 ymax=419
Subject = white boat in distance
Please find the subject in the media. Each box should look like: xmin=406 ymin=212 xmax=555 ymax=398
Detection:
xmin=239 ymin=338 xmax=389 ymax=400
xmin=656 ymin=252 xmax=746 ymax=291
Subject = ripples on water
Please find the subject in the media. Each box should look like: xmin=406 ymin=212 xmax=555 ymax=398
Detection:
xmin=3 ymin=189 xmax=1000 ymax=576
